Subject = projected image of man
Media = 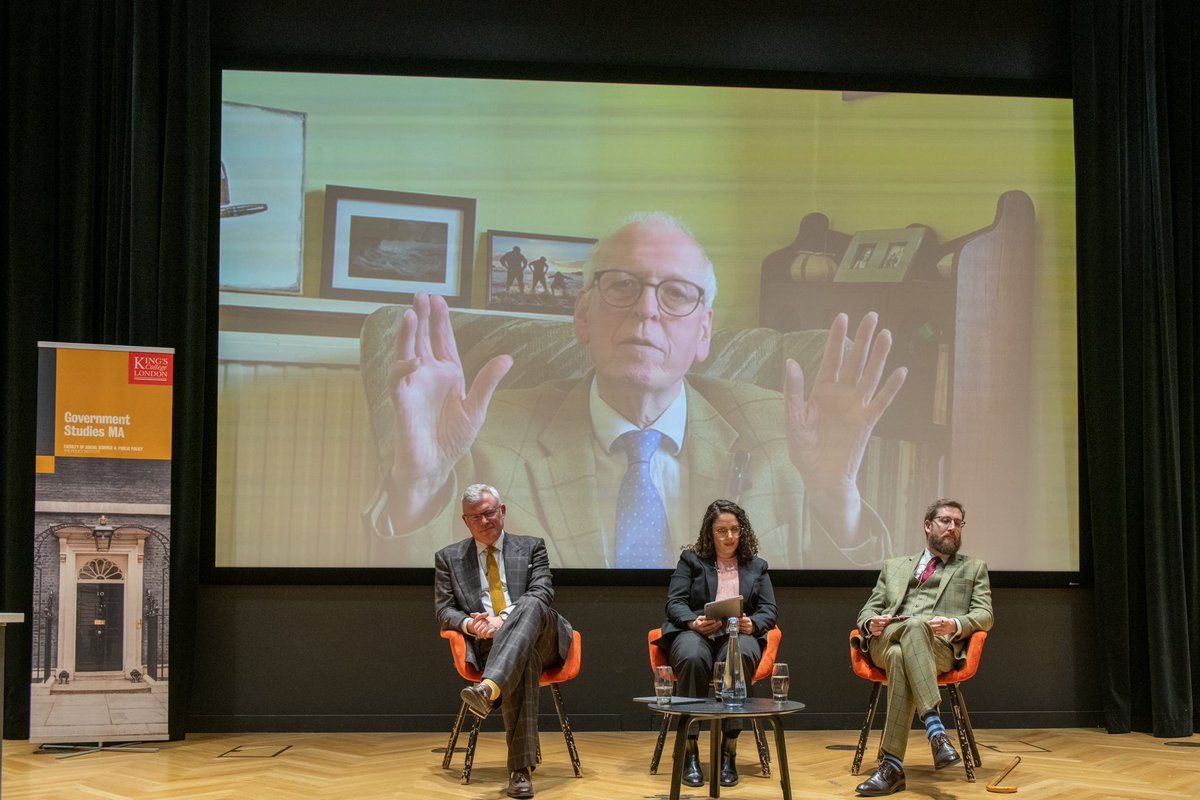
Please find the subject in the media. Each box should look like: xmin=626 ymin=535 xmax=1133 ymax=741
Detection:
xmin=371 ymin=212 xmax=907 ymax=568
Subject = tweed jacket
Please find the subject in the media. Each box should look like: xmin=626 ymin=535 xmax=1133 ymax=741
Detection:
xmin=855 ymin=551 xmax=993 ymax=663
xmin=373 ymin=374 xmax=891 ymax=569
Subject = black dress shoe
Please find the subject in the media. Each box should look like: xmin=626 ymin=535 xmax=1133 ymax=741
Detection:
xmin=506 ymin=767 xmax=534 ymax=798
xmin=460 ymin=682 xmax=494 ymax=719
xmin=930 ymin=732 xmax=962 ymax=770
xmin=720 ymin=736 xmax=739 ymax=787
xmin=855 ymin=760 xmax=905 ymax=796
xmin=681 ymin=738 xmax=704 ymax=787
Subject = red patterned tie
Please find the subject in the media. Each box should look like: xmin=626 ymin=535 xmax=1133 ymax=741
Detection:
xmin=918 ymin=556 xmax=942 ymax=583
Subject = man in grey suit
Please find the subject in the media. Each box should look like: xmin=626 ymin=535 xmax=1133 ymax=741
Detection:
xmin=434 ymin=483 xmax=573 ymax=799
xmin=853 ymin=498 xmax=993 ymax=796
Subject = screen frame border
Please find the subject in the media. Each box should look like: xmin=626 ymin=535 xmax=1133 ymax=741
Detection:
xmin=204 ymin=57 xmax=1087 ymax=590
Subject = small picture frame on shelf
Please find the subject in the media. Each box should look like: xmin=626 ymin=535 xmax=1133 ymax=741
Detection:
xmin=484 ymin=230 xmax=596 ymax=317
xmin=834 ymin=228 xmax=926 ymax=283
xmin=320 ymin=185 xmax=476 ymax=306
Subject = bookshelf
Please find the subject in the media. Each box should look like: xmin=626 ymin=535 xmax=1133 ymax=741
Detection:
xmin=758 ymin=191 xmax=1037 ymax=545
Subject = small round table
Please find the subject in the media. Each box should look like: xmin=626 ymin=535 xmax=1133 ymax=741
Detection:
xmin=635 ymin=697 xmax=805 ymax=800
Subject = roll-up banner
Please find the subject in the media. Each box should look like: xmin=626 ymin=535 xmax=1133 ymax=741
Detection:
xmin=30 ymin=343 xmax=173 ymax=744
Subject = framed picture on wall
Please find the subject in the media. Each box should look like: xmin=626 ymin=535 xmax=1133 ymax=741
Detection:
xmin=320 ymin=185 xmax=476 ymax=306
xmin=219 ymin=101 xmax=307 ymax=294
xmin=834 ymin=228 xmax=926 ymax=283
xmin=484 ymin=230 xmax=596 ymax=317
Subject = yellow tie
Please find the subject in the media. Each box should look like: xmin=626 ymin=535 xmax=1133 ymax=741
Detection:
xmin=486 ymin=546 xmax=507 ymax=615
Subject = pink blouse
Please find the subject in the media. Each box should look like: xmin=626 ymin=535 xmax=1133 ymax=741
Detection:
xmin=715 ymin=557 xmax=740 ymax=602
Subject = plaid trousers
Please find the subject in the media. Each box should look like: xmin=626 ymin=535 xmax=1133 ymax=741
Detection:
xmin=477 ymin=598 xmax=565 ymax=772
xmin=868 ymin=618 xmax=955 ymax=760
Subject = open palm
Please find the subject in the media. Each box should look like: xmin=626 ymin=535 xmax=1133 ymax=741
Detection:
xmin=785 ymin=312 xmax=906 ymax=489
xmin=388 ymin=294 xmax=512 ymax=499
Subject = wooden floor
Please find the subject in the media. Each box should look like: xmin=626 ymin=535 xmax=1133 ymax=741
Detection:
xmin=3 ymin=728 xmax=1197 ymax=799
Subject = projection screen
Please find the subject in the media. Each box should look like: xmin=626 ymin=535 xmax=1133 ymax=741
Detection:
xmin=215 ymin=70 xmax=1077 ymax=573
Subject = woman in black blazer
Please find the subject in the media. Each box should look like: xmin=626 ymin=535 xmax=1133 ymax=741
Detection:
xmin=657 ymin=498 xmax=778 ymax=789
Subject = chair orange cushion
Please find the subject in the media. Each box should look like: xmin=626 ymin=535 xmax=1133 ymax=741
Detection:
xmin=442 ymin=628 xmax=582 ymax=687
xmin=848 ymin=628 xmax=987 ymax=684
xmin=648 ymin=625 xmax=782 ymax=683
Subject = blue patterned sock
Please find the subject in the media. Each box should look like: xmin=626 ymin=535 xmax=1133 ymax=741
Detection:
xmin=923 ymin=711 xmax=946 ymax=740
xmin=881 ymin=752 xmax=904 ymax=771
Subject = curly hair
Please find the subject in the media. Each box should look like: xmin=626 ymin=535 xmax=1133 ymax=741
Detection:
xmin=687 ymin=499 xmax=759 ymax=564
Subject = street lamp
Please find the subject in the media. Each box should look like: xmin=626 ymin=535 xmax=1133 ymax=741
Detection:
xmin=92 ymin=516 xmax=115 ymax=552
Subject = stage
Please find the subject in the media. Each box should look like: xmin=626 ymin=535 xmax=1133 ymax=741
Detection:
xmin=3 ymin=728 xmax=1196 ymax=799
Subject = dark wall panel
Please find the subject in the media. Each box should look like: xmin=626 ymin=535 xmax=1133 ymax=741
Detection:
xmin=212 ymin=0 xmax=1072 ymax=94
xmin=189 ymin=585 xmax=1100 ymax=731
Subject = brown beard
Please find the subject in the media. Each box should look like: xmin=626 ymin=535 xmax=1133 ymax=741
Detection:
xmin=928 ymin=532 xmax=961 ymax=558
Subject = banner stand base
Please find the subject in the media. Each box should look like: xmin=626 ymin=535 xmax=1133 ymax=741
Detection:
xmin=38 ymin=741 xmax=161 ymax=760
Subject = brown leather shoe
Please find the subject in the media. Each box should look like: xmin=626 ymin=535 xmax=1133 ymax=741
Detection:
xmin=855 ymin=760 xmax=905 ymax=796
xmin=930 ymin=732 xmax=962 ymax=770
xmin=506 ymin=767 xmax=534 ymax=798
xmin=460 ymin=682 xmax=494 ymax=720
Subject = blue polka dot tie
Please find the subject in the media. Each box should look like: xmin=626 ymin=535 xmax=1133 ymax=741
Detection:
xmin=614 ymin=429 xmax=670 ymax=568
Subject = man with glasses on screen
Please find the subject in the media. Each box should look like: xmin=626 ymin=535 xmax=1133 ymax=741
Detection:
xmin=853 ymin=499 xmax=993 ymax=796
xmin=372 ymin=212 xmax=906 ymax=568
xmin=436 ymin=483 xmax=573 ymax=799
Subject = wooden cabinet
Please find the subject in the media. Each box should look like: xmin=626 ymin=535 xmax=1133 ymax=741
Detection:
xmin=759 ymin=191 xmax=1037 ymax=544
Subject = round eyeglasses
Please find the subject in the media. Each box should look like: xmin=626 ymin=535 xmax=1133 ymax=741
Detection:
xmin=592 ymin=270 xmax=705 ymax=317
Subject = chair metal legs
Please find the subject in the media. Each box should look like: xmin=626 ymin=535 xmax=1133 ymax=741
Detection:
xmin=851 ymin=682 xmax=884 ymax=776
xmin=851 ymin=682 xmax=980 ymax=783
xmin=947 ymin=683 xmax=980 ymax=782
xmin=442 ymin=701 xmax=469 ymax=770
xmin=443 ymin=685 xmax=581 ymax=784
xmin=461 ymin=712 xmax=481 ymax=784
xmin=751 ymin=719 xmax=772 ymax=777
xmin=649 ymin=710 xmax=672 ymax=773
xmin=550 ymin=684 xmax=583 ymax=777
xmin=441 ymin=700 xmax=483 ymax=784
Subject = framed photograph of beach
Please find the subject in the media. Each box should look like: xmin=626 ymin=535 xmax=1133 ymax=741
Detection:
xmin=320 ymin=185 xmax=476 ymax=305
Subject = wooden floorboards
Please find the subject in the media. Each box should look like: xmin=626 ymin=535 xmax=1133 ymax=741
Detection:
xmin=3 ymin=728 xmax=1197 ymax=799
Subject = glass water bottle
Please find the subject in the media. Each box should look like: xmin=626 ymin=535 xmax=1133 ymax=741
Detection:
xmin=722 ymin=616 xmax=747 ymax=708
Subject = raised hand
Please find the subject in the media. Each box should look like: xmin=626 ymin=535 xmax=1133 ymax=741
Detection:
xmin=387 ymin=293 xmax=512 ymax=529
xmin=785 ymin=313 xmax=906 ymax=525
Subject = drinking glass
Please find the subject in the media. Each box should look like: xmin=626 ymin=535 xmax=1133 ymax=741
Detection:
xmin=654 ymin=666 xmax=675 ymax=703
xmin=712 ymin=660 xmax=726 ymax=699
xmin=770 ymin=662 xmax=790 ymax=702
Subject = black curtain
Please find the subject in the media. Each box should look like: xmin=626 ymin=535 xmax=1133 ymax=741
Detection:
xmin=1 ymin=0 xmax=211 ymax=738
xmin=1073 ymin=0 xmax=1199 ymax=737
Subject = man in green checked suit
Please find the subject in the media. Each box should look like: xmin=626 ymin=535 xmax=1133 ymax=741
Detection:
xmin=854 ymin=498 xmax=993 ymax=796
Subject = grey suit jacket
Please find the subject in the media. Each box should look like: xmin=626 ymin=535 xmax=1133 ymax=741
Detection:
xmin=434 ymin=532 xmax=573 ymax=669
xmin=855 ymin=551 xmax=993 ymax=663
